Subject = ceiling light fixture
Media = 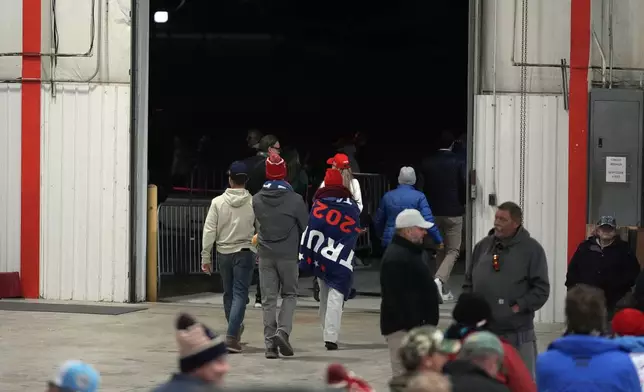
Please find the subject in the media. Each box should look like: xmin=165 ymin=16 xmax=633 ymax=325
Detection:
xmin=154 ymin=11 xmax=169 ymax=23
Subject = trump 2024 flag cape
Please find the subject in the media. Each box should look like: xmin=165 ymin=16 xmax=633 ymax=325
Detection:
xmin=299 ymin=197 xmax=361 ymax=299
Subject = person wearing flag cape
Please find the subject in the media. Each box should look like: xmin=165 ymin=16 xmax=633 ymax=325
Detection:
xmin=299 ymin=168 xmax=361 ymax=351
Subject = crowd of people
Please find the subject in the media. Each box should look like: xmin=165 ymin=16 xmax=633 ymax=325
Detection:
xmin=47 ymin=129 xmax=644 ymax=391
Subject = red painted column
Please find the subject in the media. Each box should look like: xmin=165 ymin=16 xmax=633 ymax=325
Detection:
xmin=567 ymin=0 xmax=591 ymax=262
xmin=21 ymin=0 xmax=41 ymax=298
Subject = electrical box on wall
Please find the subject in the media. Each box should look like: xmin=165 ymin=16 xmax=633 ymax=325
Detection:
xmin=588 ymin=89 xmax=644 ymax=226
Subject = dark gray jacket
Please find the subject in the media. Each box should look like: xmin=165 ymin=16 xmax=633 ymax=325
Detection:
xmin=253 ymin=187 xmax=308 ymax=260
xmin=152 ymin=374 xmax=217 ymax=392
xmin=463 ymin=227 xmax=550 ymax=334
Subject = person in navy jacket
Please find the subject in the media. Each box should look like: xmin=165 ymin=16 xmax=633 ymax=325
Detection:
xmin=374 ymin=166 xmax=443 ymax=249
xmin=536 ymin=284 xmax=640 ymax=392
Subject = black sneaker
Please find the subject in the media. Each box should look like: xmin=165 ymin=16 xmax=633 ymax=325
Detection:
xmin=271 ymin=330 xmax=294 ymax=356
xmin=265 ymin=348 xmax=279 ymax=359
xmin=325 ymin=341 xmax=338 ymax=351
xmin=313 ymin=279 xmax=320 ymax=302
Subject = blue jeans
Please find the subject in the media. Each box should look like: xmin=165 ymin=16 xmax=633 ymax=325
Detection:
xmin=218 ymin=250 xmax=255 ymax=338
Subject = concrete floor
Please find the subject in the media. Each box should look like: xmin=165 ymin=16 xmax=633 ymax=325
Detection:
xmin=0 ymin=300 xmax=565 ymax=392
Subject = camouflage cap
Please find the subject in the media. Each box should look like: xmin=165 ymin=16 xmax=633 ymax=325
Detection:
xmin=400 ymin=326 xmax=461 ymax=360
xmin=597 ymin=216 xmax=617 ymax=228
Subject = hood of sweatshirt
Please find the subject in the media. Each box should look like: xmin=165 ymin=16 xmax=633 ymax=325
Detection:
xmin=614 ymin=336 xmax=644 ymax=353
xmin=549 ymin=335 xmax=630 ymax=356
xmin=223 ymin=188 xmax=251 ymax=208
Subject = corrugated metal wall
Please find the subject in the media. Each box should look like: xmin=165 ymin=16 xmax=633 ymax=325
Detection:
xmin=40 ymin=84 xmax=131 ymax=301
xmin=473 ymin=94 xmax=569 ymax=323
xmin=0 ymin=84 xmax=22 ymax=274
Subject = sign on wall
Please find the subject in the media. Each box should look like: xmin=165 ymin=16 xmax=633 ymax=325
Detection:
xmin=606 ymin=156 xmax=627 ymax=183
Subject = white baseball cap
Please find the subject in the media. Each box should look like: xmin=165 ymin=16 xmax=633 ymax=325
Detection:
xmin=395 ymin=209 xmax=435 ymax=229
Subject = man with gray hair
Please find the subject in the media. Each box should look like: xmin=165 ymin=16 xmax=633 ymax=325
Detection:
xmin=442 ymin=331 xmax=510 ymax=392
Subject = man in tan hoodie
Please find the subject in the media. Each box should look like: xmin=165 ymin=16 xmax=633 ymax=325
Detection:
xmin=201 ymin=161 xmax=256 ymax=353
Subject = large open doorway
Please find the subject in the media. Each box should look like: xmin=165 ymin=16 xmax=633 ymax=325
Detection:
xmin=144 ymin=0 xmax=470 ymax=301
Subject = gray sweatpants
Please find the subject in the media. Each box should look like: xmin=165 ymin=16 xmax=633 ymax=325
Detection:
xmin=258 ymin=256 xmax=299 ymax=348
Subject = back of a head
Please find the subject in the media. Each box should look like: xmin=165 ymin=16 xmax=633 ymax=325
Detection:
xmin=407 ymin=372 xmax=452 ymax=392
xmin=398 ymin=166 xmax=417 ymax=186
xmin=439 ymin=130 xmax=455 ymax=149
xmin=50 ymin=360 xmax=101 ymax=392
xmin=452 ymin=292 xmax=493 ymax=328
xmin=258 ymin=134 xmax=279 ymax=153
xmin=459 ymin=331 xmax=503 ymax=355
xmin=566 ymin=284 xmax=607 ymax=334
xmin=612 ymin=308 xmax=644 ymax=336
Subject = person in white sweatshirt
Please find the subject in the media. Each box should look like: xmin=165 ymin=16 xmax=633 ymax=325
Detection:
xmin=314 ymin=153 xmax=364 ymax=301
xmin=201 ymin=161 xmax=256 ymax=353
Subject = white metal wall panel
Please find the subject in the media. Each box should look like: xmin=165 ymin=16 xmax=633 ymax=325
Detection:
xmin=473 ymin=94 xmax=569 ymax=323
xmin=0 ymin=1 xmax=22 ymax=80
xmin=480 ymin=0 xmax=571 ymax=93
xmin=40 ymin=84 xmax=131 ymax=301
xmin=0 ymin=84 xmax=22 ymax=273
xmin=40 ymin=0 xmax=132 ymax=83
xmin=590 ymin=0 xmax=644 ymax=86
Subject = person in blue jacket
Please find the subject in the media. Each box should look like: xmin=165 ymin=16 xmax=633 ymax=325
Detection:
xmin=536 ymin=284 xmax=640 ymax=392
xmin=374 ymin=166 xmax=443 ymax=249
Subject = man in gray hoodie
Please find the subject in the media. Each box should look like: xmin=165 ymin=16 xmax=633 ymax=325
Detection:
xmin=463 ymin=201 xmax=549 ymax=377
xmin=253 ymin=152 xmax=309 ymax=359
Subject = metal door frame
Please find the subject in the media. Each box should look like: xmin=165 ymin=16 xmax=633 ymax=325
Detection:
xmin=465 ymin=0 xmax=482 ymax=267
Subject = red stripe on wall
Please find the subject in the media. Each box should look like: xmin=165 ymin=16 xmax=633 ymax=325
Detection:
xmin=21 ymin=0 xmax=41 ymax=298
xmin=567 ymin=0 xmax=591 ymax=263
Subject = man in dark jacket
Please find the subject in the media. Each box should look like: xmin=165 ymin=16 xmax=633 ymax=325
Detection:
xmin=420 ymin=131 xmax=467 ymax=303
xmin=242 ymin=134 xmax=281 ymax=308
xmin=443 ymin=331 xmax=511 ymax=392
xmin=243 ymin=134 xmax=281 ymax=196
xmin=153 ymin=313 xmax=229 ymax=392
xmin=463 ymin=201 xmax=550 ymax=377
xmin=253 ymin=152 xmax=309 ymax=359
xmin=380 ymin=209 xmax=441 ymax=377
xmin=566 ymin=216 xmax=640 ymax=318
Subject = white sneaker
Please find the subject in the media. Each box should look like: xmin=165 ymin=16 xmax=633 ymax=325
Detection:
xmin=254 ymin=302 xmax=262 ymax=308
xmin=442 ymin=291 xmax=455 ymax=302
xmin=434 ymin=278 xmax=444 ymax=304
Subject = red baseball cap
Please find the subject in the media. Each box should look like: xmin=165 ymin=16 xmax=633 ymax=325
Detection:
xmin=326 ymin=153 xmax=350 ymax=170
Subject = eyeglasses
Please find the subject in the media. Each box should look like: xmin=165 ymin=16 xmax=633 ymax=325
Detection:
xmin=492 ymin=254 xmax=500 ymax=272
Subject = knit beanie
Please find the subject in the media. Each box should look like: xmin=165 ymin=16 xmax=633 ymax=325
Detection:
xmin=398 ymin=166 xmax=417 ymax=185
xmin=612 ymin=308 xmax=644 ymax=336
xmin=324 ymin=168 xmax=343 ymax=187
xmin=175 ymin=313 xmax=227 ymax=373
xmin=265 ymin=151 xmax=287 ymax=180
xmin=452 ymin=292 xmax=493 ymax=327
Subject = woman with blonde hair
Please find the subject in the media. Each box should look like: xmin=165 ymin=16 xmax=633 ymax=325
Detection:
xmin=321 ymin=153 xmax=363 ymax=212
xmin=313 ymin=153 xmax=364 ymax=302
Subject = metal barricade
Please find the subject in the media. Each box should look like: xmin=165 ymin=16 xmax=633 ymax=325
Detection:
xmin=157 ymin=197 xmax=220 ymax=276
xmin=353 ymin=173 xmax=390 ymax=253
